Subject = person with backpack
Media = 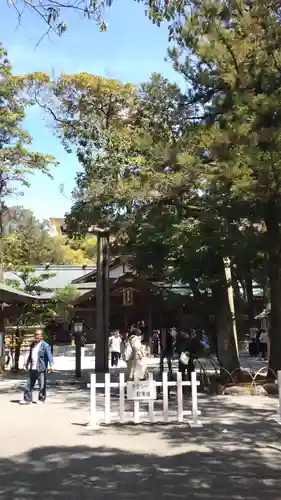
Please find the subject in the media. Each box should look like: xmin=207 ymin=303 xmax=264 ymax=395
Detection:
xmin=125 ymin=327 xmax=147 ymax=380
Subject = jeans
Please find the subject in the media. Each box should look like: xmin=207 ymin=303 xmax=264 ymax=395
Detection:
xmin=24 ymin=370 xmax=47 ymax=403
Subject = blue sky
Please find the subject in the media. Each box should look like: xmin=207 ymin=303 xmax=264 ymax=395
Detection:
xmin=1 ymin=0 xmax=182 ymax=219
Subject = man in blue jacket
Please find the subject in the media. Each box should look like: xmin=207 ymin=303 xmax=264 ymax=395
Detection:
xmin=20 ymin=329 xmax=54 ymax=405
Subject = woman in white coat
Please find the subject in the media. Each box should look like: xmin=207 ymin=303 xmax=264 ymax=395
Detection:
xmin=126 ymin=328 xmax=147 ymax=380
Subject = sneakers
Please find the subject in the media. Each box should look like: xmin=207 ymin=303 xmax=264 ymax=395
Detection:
xmin=19 ymin=400 xmax=45 ymax=405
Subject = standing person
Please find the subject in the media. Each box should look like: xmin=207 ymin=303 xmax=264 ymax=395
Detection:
xmin=109 ymin=330 xmax=122 ymax=367
xmin=249 ymin=327 xmax=258 ymax=357
xmin=160 ymin=328 xmax=177 ymax=377
xmin=176 ymin=329 xmax=200 ymax=382
xmin=201 ymin=330 xmax=210 ymax=353
xmin=188 ymin=329 xmax=200 ymax=373
xmin=259 ymin=329 xmax=268 ymax=360
xmin=152 ymin=330 xmax=160 ymax=357
xmin=20 ymin=329 xmax=54 ymax=405
xmin=176 ymin=330 xmax=191 ymax=381
xmin=126 ymin=327 xmax=147 ymax=380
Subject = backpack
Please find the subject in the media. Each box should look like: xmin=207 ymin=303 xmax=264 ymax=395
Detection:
xmin=124 ymin=340 xmax=133 ymax=361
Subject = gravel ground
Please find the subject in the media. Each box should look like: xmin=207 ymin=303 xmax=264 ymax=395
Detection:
xmin=0 ymin=379 xmax=281 ymax=500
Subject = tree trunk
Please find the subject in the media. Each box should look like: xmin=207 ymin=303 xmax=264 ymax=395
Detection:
xmin=212 ymin=284 xmax=241 ymax=380
xmin=265 ymin=204 xmax=281 ymax=376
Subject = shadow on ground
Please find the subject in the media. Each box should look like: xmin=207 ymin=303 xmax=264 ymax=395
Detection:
xmin=85 ymin=398 xmax=280 ymax=444
xmin=0 ymin=430 xmax=281 ymax=500
xmin=1 ymin=378 xmax=281 ymax=499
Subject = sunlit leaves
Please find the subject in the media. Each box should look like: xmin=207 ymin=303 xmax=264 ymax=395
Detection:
xmin=0 ymin=44 xmax=57 ymax=201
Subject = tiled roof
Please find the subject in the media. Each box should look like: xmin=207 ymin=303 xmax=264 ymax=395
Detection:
xmin=4 ymin=264 xmax=264 ymax=301
xmin=0 ymin=282 xmax=41 ymax=303
xmin=4 ymin=265 xmax=96 ymax=291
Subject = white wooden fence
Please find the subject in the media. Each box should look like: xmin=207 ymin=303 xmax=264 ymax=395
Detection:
xmin=88 ymin=371 xmax=202 ymax=428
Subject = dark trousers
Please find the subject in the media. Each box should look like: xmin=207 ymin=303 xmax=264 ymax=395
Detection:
xmin=179 ymin=355 xmax=195 ymax=381
xmin=260 ymin=343 xmax=267 ymax=359
xmin=160 ymin=349 xmax=173 ymax=376
xmin=24 ymin=370 xmax=47 ymax=403
xmin=249 ymin=341 xmax=257 ymax=356
xmin=111 ymin=351 xmax=120 ymax=367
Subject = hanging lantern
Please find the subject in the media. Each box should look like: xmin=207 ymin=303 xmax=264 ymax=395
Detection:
xmin=123 ymin=288 xmax=134 ymax=306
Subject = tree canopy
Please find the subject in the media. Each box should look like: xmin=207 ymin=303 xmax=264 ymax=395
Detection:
xmin=5 ymin=0 xmax=281 ymax=375
xmin=2 ymin=205 xmax=97 ymax=267
xmin=0 ymin=44 xmax=56 ymax=198
xmin=0 ymin=42 xmax=57 ymax=289
xmin=33 ymin=0 xmax=281 ymax=375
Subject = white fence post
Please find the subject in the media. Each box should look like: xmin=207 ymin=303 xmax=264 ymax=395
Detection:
xmin=189 ymin=371 xmax=202 ymax=428
xmin=134 ymin=400 xmax=140 ymax=424
xmin=177 ymin=371 xmax=183 ymax=423
xmin=277 ymin=371 xmax=281 ymax=423
xmin=148 ymin=372 xmax=155 ymax=423
xmin=88 ymin=370 xmax=202 ymax=426
xmin=162 ymin=372 xmax=169 ymax=422
xmin=104 ymin=373 xmax=111 ymax=424
xmin=119 ymin=372 xmax=125 ymax=424
xmin=89 ymin=373 xmax=97 ymax=428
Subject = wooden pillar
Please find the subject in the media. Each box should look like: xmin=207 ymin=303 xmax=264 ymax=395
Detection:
xmin=102 ymin=235 xmax=109 ymax=371
xmin=95 ymin=232 xmax=110 ymax=373
xmin=95 ymin=233 xmax=103 ymax=371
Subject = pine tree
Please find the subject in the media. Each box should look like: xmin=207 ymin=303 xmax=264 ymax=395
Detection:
xmin=162 ymin=0 xmax=281 ymax=374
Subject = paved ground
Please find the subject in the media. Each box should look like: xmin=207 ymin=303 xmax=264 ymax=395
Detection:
xmin=14 ymin=345 xmax=268 ymax=373
xmin=2 ymin=352 xmax=268 ymax=390
xmin=0 ymin=374 xmax=281 ymax=500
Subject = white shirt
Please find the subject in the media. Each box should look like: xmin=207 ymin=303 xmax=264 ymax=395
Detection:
xmin=259 ymin=332 xmax=268 ymax=344
xmin=110 ymin=336 xmax=122 ymax=353
xmin=31 ymin=341 xmax=42 ymax=370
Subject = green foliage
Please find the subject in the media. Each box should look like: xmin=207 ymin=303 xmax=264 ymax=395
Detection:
xmin=5 ymin=265 xmax=55 ymax=296
xmin=41 ymin=72 xmax=192 ymax=237
xmin=0 ymin=44 xmax=57 ymax=287
xmin=2 ymin=206 xmax=96 ymax=267
xmin=54 ymin=234 xmax=97 ymax=264
xmin=27 ymin=1 xmax=281 ymax=371
xmin=5 ymin=267 xmax=79 ymax=325
xmin=0 ymin=44 xmax=56 ymax=199
xmin=52 ymin=285 xmax=80 ymax=322
xmin=3 ymin=207 xmax=64 ymax=267
xmin=4 ymin=265 xmax=54 ymax=326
